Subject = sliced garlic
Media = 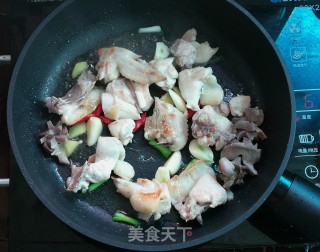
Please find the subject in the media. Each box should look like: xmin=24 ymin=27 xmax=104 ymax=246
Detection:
xmin=189 ymin=139 xmax=214 ymax=164
xmin=154 ymin=42 xmax=170 ymax=60
xmin=164 ymin=151 xmax=182 ymax=176
xmin=160 ymin=93 xmax=174 ymax=105
xmin=172 ymin=86 xmax=182 ymax=97
xmin=71 ymin=61 xmax=89 ymax=79
xmin=168 ymin=89 xmax=187 ymax=113
xmin=86 ymin=117 xmax=103 ymax=147
xmin=155 ymin=166 xmax=170 ymax=183
xmin=63 ymin=140 xmax=82 ymax=157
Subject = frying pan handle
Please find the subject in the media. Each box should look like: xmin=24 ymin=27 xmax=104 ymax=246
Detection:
xmin=267 ymin=170 xmax=320 ymax=240
xmin=0 ymin=179 xmax=9 ymax=187
xmin=0 ymin=55 xmax=11 ymax=65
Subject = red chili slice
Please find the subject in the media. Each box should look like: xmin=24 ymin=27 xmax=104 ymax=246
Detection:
xmin=98 ymin=115 xmax=113 ymax=125
xmin=92 ymin=103 xmax=103 ymax=117
xmin=133 ymin=112 xmax=147 ymax=133
xmin=187 ymin=109 xmax=196 ymax=119
xmin=187 ymin=103 xmax=203 ymax=119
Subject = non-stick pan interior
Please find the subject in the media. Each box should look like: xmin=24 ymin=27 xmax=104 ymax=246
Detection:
xmin=8 ymin=0 xmax=295 ymax=250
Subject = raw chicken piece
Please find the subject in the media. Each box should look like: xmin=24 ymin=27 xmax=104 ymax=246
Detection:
xmin=232 ymin=117 xmax=267 ymax=141
xmin=193 ymin=41 xmax=219 ymax=65
xmin=218 ymin=157 xmax=237 ymax=189
xmin=108 ymin=119 xmax=135 ymax=146
xmin=144 ymin=98 xmax=188 ymax=151
xmin=244 ymin=107 xmax=264 ymax=126
xmin=178 ymin=67 xmax=212 ymax=111
xmin=229 ymin=95 xmax=251 ymax=117
xmin=182 ymin=28 xmax=197 ymax=42
xmin=66 ymin=159 xmax=117 ymax=193
xmin=126 ymin=80 xmax=154 ymax=111
xmin=66 ymin=163 xmax=90 ymax=193
xmin=232 ymin=118 xmax=258 ymax=132
xmin=96 ymin=47 xmax=166 ymax=85
xmin=226 ymin=189 xmax=234 ymax=201
xmin=199 ymin=75 xmax=224 ymax=106
xmin=62 ymin=87 xmax=104 ymax=125
xmin=105 ymin=78 xmax=137 ymax=107
xmin=84 ymin=159 xmax=117 ymax=183
xmin=45 ymin=72 xmax=101 ymax=125
xmin=105 ymin=78 xmax=154 ymax=112
xmin=40 ymin=121 xmax=68 ymax=153
xmin=66 ymin=137 xmax=129 ymax=193
xmin=167 ymin=160 xmax=215 ymax=207
xmin=149 ymin=57 xmax=179 ymax=91
xmin=170 ymin=28 xmax=218 ymax=68
xmin=170 ymin=28 xmax=197 ymax=68
xmin=112 ymin=177 xmax=171 ymax=221
xmin=192 ymin=105 xmax=235 ymax=150
xmin=87 ymin=137 xmax=132 ymax=181
xmin=178 ymin=173 xmax=227 ymax=223
xmin=147 ymin=187 xmax=171 ymax=221
xmin=45 ymin=71 xmax=96 ymax=115
xmin=95 ymin=136 xmax=125 ymax=162
xmin=217 ymin=157 xmax=243 ymax=189
xmin=213 ymin=101 xmax=230 ymax=117
xmin=220 ymin=138 xmax=261 ymax=176
xmin=101 ymin=93 xmax=141 ymax=120
xmin=170 ymin=39 xmax=196 ymax=69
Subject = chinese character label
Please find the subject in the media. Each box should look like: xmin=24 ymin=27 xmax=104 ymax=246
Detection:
xmin=145 ymin=226 xmax=160 ymax=242
xmin=128 ymin=226 xmax=144 ymax=242
xmin=177 ymin=227 xmax=192 ymax=242
xmin=161 ymin=227 xmax=176 ymax=242
xmin=127 ymin=226 xmax=193 ymax=243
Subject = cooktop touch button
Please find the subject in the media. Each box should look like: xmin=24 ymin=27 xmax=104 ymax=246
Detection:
xmin=305 ymin=165 xmax=319 ymax=179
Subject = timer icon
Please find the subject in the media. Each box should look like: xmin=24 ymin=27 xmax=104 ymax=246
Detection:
xmin=305 ymin=165 xmax=319 ymax=179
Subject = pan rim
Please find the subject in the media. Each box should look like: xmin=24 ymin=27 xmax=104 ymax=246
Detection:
xmin=7 ymin=0 xmax=296 ymax=251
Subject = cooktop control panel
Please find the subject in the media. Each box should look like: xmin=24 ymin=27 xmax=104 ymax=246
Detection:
xmin=276 ymin=7 xmax=320 ymax=187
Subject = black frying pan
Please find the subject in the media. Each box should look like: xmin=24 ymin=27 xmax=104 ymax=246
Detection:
xmin=7 ymin=0 xmax=295 ymax=250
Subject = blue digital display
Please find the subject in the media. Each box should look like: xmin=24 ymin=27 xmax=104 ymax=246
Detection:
xmin=295 ymin=89 xmax=320 ymax=112
xmin=276 ymin=7 xmax=320 ymax=185
xmin=276 ymin=8 xmax=320 ymax=90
